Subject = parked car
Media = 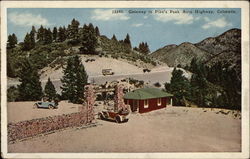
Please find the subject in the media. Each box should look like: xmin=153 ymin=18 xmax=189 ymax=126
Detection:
xmin=98 ymin=109 xmax=129 ymax=123
xmin=34 ymin=102 xmax=58 ymax=109
xmin=102 ymin=69 xmax=114 ymax=76
xmin=143 ymin=68 xmax=151 ymax=73
xmin=85 ymin=58 xmax=95 ymax=62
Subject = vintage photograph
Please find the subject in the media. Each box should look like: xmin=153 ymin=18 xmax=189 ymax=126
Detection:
xmin=1 ymin=1 xmax=249 ymax=158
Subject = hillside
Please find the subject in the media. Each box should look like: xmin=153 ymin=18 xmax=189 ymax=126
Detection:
xmin=7 ymin=34 xmax=158 ymax=79
xmin=151 ymin=42 xmax=210 ymax=67
xmin=150 ymin=28 xmax=241 ymax=72
xmin=39 ymin=55 xmax=160 ymax=81
xmin=195 ymin=28 xmax=241 ymax=75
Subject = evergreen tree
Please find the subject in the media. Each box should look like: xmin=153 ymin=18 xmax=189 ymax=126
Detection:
xmin=44 ymin=78 xmax=57 ymax=101
xmin=95 ymin=26 xmax=100 ymax=36
xmin=30 ymin=26 xmax=36 ymax=48
xmin=7 ymin=34 xmax=18 ymax=49
xmin=68 ymin=18 xmax=80 ymax=39
xmin=52 ymin=27 xmax=58 ymax=41
xmin=44 ymin=28 xmax=53 ymax=44
xmin=37 ymin=25 xmax=45 ymax=41
xmin=123 ymin=33 xmax=132 ymax=48
xmin=60 ymin=55 xmax=88 ymax=104
xmin=165 ymin=68 xmax=191 ymax=106
xmin=22 ymin=33 xmax=33 ymax=51
xmin=138 ymin=42 xmax=150 ymax=54
xmin=17 ymin=59 xmax=43 ymax=101
xmin=58 ymin=26 xmax=67 ymax=42
xmin=79 ymin=24 xmax=97 ymax=54
xmin=7 ymin=53 xmax=16 ymax=77
xmin=111 ymin=34 xmax=117 ymax=41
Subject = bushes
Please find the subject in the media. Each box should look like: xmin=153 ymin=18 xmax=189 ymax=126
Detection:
xmin=154 ymin=82 xmax=161 ymax=87
xmin=7 ymin=86 xmax=19 ymax=102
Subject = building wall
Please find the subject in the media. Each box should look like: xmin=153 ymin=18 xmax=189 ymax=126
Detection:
xmin=125 ymin=97 xmax=171 ymax=113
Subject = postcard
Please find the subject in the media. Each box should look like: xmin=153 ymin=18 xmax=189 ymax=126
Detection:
xmin=1 ymin=1 xmax=249 ymax=159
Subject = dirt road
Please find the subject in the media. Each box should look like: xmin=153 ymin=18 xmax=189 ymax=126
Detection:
xmin=7 ymin=101 xmax=80 ymax=123
xmin=8 ymin=67 xmax=190 ymax=93
xmin=8 ymin=105 xmax=241 ymax=152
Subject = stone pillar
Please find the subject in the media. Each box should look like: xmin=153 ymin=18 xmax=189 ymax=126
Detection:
xmin=83 ymin=85 xmax=95 ymax=123
xmin=114 ymin=85 xmax=129 ymax=112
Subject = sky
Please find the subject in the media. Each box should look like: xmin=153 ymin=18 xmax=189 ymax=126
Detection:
xmin=7 ymin=8 xmax=241 ymax=52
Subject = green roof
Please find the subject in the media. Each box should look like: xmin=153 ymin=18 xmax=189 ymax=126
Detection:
xmin=124 ymin=88 xmax=173 ymax=100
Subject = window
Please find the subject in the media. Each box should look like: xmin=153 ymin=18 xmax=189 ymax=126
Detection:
xmin=144 ymin=99 xmax=149 ymax=108
xmin=157 ymin=98 xmax=162 ymax=106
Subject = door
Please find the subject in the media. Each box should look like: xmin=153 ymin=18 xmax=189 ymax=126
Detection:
xmin=132 ymin=100 xmax=139 ymax=112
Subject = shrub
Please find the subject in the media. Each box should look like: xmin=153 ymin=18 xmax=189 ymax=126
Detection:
xmin=7 ymin=86 xmax=19 ymax=102
xmin=154 ymin=82 xmax=161 ymax=87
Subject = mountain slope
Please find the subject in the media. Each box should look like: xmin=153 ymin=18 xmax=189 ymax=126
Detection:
xmin=150 ymin=28 xmax=241 ymax=72
xmin=151 ymin=42 xmax=211 ymax=67
xmin=195 ymin=28 xmax=241 ymax=74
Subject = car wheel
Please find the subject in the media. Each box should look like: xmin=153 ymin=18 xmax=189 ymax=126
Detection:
xmin=33 ymin=103 xmax=37 ymax=109
xmin=98 ymin=113 xmax=104 ymax=120
xmin=48 ymin=105 xmax=53 ymax=109
xmin=115 ymin=116 xmax=121 ymax=123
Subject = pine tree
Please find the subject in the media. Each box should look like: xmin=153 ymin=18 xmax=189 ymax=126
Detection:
xmin=95 ymin=26 xmax=100 ymax=36
xmin=60 ymin=55 xmax=88 ymax=104
xmin=37 ymin=25 xmax=44 ymax=41
xmin=138 ymin=42 xmax=150 ymax=54
xmin=79 ymin=24 xmax=97 ymax=54
xmin=52 ymin=27 xmax=58 ymax=41
xmin=17 ymin=59 xmax=43 ymax=101
xmin=44 ymin=78 xmax=57 ymax=101
xmin=30 ymin=26 xmax=36 ymax=48
xmin=165 ymin=68 xmax=191 ymax=106
xmin=22 ymin=33 xmax=33 ymax=51
xmin=58 ymin=26 xmax=67 ymax=42
xmin=123 ymin=33 xmax=132 ymax=48
xmin=44 ymin=28 xmax=53 ymax=44
xmin=7 ymin=34 xmax=17 ymax=49
xmin=111 ymin=34 xmax=117 ymax=41
xmin=68 ymin=18 xmax=80 ymax=40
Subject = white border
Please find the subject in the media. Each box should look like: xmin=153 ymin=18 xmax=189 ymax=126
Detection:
xmin=1 ymin=1 xmax=249 ymax=159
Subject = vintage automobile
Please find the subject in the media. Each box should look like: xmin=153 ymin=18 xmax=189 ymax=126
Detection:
xmin=102 ymin=69 xmax=114 ymax=76
xmin=34 ymin=102 xmax=58 ymax=109
xmin=98 ymin=108 xmax=129 ymax=123
xmin=143 ymin=68 xmax=151 ymax=73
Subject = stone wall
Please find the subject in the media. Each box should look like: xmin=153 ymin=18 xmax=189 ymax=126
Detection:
xmin=8 ymin=85 xmax=95 ymax=143
xmin=8 ymin=111 xmax=87 ymax=142
xmin=84 ymin=85 xmax=95 ymax=123
xmin=114 ymin=85 xmax=130 ymax=112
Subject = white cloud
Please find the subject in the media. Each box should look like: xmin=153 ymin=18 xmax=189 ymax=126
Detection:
xmin=91 ymin=9 xmax=130 ymax=21
xmin=144 ymin=16 xmax=148 ymax=19
xmin=153 ymin=11 xmax=194 ymax=24
xmin=202 ymin=17 xmax=232 ymax=29
xmin=194 ymin=16 xmax=201 ymax=21
xmin=131 ymin=23 xmax=143 ymax=27
xmin=8 ymin=12 xmax=50 ymax=26
xmin=204 ymin=17 xmax=210 ymax=22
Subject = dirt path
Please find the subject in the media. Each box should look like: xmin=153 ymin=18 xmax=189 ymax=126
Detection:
xmin=8 ymin=106 xmax=241 ymax=152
